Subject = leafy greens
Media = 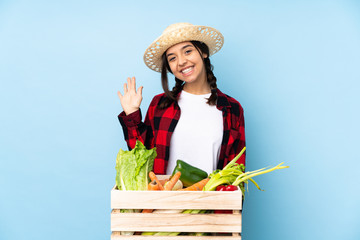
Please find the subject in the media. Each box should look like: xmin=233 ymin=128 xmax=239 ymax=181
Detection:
xmin=115 ymin=140 xmax=157 ymax=191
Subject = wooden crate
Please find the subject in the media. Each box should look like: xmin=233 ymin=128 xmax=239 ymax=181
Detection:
xmin=111 ymin=175 xmax=242 ymax=239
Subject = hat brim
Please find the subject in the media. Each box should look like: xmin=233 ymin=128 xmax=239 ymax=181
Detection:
xmin=143 ymin=25 xmax=224 ymax=72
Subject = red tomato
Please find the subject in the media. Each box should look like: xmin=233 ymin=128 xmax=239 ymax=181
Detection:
xmin=214 ymin=185 xmax=238 ymax=214
xmin=216 ymin=185 xmax=227 ymax=191
xmin=225 ymin=185 xmax=238 ymax=191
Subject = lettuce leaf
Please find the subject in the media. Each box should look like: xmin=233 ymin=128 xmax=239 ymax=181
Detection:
xmin=115 ymin=140 xmax=156 ymax=191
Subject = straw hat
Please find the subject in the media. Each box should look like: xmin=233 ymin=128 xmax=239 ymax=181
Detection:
xmin=143 ymin=22 xmax=224 ymax=72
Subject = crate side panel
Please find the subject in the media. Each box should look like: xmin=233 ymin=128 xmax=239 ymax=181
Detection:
xmin=111 ymin=190 xmax=242 ymax=210
xmin=111 ymin=212 xmax=242 ymax=233
xmin=111 ymin=233 xmax=241 ymax=239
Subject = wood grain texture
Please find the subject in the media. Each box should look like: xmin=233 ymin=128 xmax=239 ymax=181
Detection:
xmin=111 ymin=212 xmax=241 ymax=232
xmin=111 ymin=188 xmax=242 ymax=210
xmin=111 ymin=232 xmax=241 ymax=240
xmin=110 ymin=175 xmax=242 ymax=238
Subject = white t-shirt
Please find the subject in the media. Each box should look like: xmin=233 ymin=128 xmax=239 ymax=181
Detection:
xmin=166 ymin=90 xmax=224 ymax=175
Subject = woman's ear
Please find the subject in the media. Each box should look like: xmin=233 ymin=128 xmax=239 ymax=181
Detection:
xmin=202 ymin=52 xmax=208 ymax=59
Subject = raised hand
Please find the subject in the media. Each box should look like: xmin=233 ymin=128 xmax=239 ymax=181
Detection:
xmin=117 ymin=77 xmax=143 ymax=115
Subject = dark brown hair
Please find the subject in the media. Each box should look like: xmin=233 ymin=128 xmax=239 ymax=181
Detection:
xmin=158 ymin=41 xmax=218 ymax=109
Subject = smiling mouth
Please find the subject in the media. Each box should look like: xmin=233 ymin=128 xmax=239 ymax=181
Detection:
xmin=181 ymin=67 xmax=194 ymax=76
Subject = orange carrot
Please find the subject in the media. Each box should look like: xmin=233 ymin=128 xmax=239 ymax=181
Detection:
xmin=142 ymin=179 xmax=161 ymax=213
xmin=164 ymin=171 xmax=181 ymax=191
xmin=141 ymin=209 xmax=154 ymax=213
xmin=147 ymin=180 xmax=160 ymax=191
xmin=148 ymin=171 xmax=164 ymax=190
xmin=178 ymin=178 xmax=210 ymax=191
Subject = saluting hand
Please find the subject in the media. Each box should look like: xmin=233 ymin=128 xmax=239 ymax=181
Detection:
xmin=117 ymin=77 xmax=143 ymax=115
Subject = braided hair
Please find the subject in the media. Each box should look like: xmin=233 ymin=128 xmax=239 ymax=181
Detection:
xmin=158 ymin=41 xmax=218 ymax=109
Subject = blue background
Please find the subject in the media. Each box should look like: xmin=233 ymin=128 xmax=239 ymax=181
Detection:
xmin=1 ymin=0 xmax=359 ymax=239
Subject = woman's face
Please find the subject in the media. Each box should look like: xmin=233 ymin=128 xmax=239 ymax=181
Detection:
xmin=165 ymin=41 xmax=208 ymax=85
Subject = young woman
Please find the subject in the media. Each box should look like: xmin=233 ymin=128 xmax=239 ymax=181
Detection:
xmin=117 ymin=22 xmax=246 ymax=175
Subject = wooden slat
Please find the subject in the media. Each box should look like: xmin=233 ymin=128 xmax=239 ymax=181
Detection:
xmin=111 ymin=176 xmax=242 ymax=238
xmin=111 ymin=190 xmax=242 ymax=210
xmin=111 ymin=212 xmax=241 ymax=233
xmin=232 ymin=210 xmax=241 ymax=237
xmin=111 ymin=232 xmax=241 ymax=240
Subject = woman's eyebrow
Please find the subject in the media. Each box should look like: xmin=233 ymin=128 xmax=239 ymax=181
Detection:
xmin=181 ymin=44 xmax=193 ymax=50
xmin=167 ymin=45 xmax=193 ymax=57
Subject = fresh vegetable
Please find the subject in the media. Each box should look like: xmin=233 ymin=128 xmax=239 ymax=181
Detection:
xmin=190 ymin=232 xmax=210 ymax=236
xmin=115 ymin=140 xmax=157 ymax=191
xmin=149 ymin=171 xmax=165 ymax=190
xmin=142 ymin=172 xmax=181 ymax=213
xmin=216 ymin=185 xmax=226 ymax=191
xmin=151 ymin=209 xmax=183 ymax=213
xmin=141 ymin=181 xmax=160 ymax=213
xmin=203 ymin=147 xmax=247 ymax=192
xmin=171 ymin=160 xmax=208 ymax=187
xmin=147 ymin=180 xmax=160 ymax=191
xmin=141 ymin=208 xmax=154 ymax=213
xmin=216 ymin=185 xmax=239 ymax=191
xmin=178 ymin=178 xmax=210 ymax=191
xmin=215 ymin=185 xmax=239 ymax=214
xmin=231 ymin=163 xmax=288 ymax=188
xmin=114 ymin=140 xmax=157 ymax=235
xmin=168 ymin=179 xmax=183 ymax=190
xmin=164 ymin=171 xmax=181 ymax=190
xmin=203 ymin=147 xmax=290 ymax=195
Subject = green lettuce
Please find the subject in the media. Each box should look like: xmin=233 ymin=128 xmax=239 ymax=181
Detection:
xmin=115 ymin=140 xmax=156 ymax=191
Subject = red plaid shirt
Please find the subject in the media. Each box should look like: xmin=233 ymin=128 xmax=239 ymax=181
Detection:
xmin=118 ymin=89 xmax=246 ymax=174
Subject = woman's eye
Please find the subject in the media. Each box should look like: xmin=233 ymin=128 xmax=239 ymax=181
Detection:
xmin=168 ymin=57 xmax=175 ymax=62
xmin=185 ymin=50 xmax=192 ymax=54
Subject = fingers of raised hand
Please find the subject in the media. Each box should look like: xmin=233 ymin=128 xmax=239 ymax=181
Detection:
xmin=123 ymin=83 xmax=128 ymax=93
xmin=122 ymin=77 xmax=141 ymax=97
xmin=132 ymin=77 xmax=137 ymax=91
xmin=127 ymin=77 xmax=131 ymax=91
xmin=117 ymin=90 xmax=123 ymax=99
xmin=137 ymin=86 xmax=143 ymax=97
xmin=127 ymin=77 xmax=136 ymax=92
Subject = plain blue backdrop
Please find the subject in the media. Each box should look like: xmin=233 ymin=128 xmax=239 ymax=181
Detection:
xmin=1 ymin=0 xmax=359 ymax=239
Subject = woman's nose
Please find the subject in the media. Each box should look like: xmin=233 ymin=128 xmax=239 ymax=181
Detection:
xmin=178 ymin=55 xmax=187 ymax=66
